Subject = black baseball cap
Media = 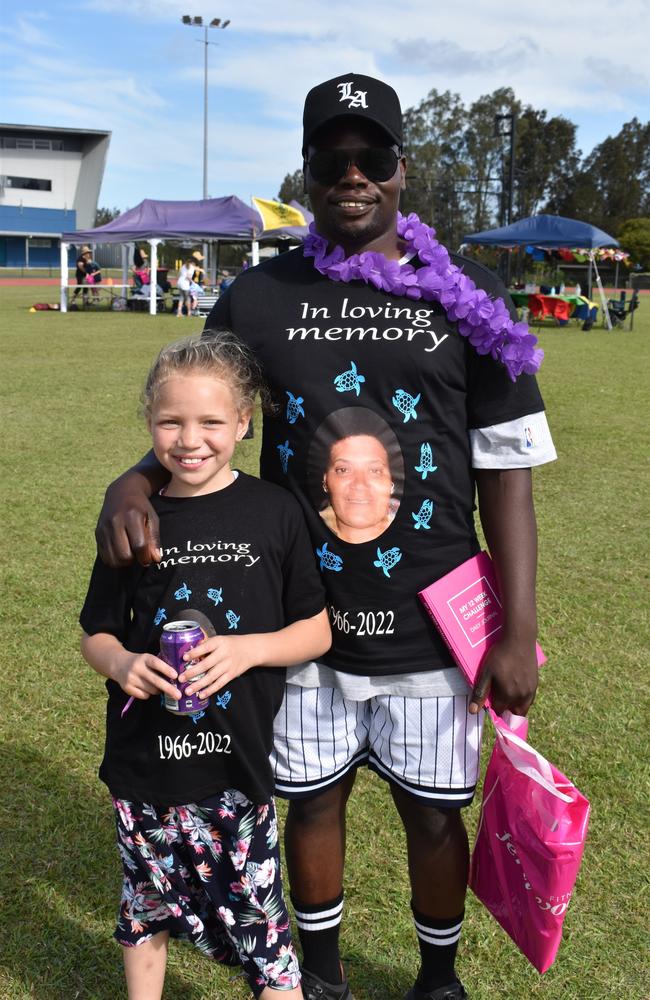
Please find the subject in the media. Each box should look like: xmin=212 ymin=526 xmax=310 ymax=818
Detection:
xmin=302 ymin=73 xmax=402 ymax=152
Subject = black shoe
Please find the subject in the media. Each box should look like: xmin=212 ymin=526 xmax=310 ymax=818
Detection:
xmin=404 ymin=981 xmax=468 ymax=1000
xmin=301 ymin=967 xmax=354 ymax=1000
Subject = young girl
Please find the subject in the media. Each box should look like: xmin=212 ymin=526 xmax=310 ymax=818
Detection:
xmin=80 ymin=330 xmax=330 ymax=1000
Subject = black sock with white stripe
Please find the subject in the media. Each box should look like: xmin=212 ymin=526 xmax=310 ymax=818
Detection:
xmin=291 ymin=891 xmax=344 ymax=984
xmin=412 ymin=905 xmax=464 ymax=992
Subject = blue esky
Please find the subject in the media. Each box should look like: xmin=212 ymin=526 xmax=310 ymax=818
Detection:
xmin=1 ymin=0 xmax=648 ymax=213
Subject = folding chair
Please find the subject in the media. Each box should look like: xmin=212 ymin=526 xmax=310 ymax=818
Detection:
xmin=607 ymin=291 xmax=639 ymax=329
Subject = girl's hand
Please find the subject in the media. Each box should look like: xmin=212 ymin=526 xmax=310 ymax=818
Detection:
xmin=179 ymin=636 xmax=258 ymax=698
xmin=113 ymin=651 xmax=181 ymax=702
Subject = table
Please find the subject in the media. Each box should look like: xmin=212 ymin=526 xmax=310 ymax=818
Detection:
xmin=65 ymin=283 xmax=131 ymax=306
xmin=509 ymin=291 xmax=598 ymax=325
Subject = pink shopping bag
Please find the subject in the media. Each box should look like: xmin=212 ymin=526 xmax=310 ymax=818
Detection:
xmin=469 ymin=712 xmax=590 ymax=973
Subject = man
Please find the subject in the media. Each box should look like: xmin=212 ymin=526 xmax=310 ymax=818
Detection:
xmin=97 ymin=74 xmax=556 ymax=1000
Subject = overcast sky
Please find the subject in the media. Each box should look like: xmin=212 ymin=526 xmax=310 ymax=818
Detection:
xmin=1 ymin=0 xmax=648 ymax=212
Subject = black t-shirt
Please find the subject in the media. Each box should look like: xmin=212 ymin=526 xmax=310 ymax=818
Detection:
xmin=207 ymin=250 xmax=544 ymax=677
xmin=80 ymin=473 xmax=325 ymax=805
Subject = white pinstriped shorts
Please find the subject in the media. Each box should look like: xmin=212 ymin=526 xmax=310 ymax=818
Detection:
xmin=271 ymin=684 xmax=484 ymax=808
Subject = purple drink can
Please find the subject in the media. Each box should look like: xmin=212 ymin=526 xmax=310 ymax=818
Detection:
xmin=160 ymin=621 xmax=210 ymax=715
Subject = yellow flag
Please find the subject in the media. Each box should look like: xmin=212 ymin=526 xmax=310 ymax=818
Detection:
xmin=252 ymin=198 xmax=306 ymax=230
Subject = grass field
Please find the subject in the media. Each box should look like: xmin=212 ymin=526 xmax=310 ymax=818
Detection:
xmin=1 ymin=284 xmax=648 ymax=1000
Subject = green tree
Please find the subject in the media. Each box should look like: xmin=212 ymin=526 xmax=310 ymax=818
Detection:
xmin=400 ymin=87 xmax=581 ymax=247
xmin=401 ymin=89 xmax=468 ymax=246
xmin=94 ymin=205 xmax=121 ymax=226
xmin=546 ymin=119 xmax=650 ymax=234
xmin=277 ymin=169 xmax=310 ymax=211
xmin=618 ymin=217 xmax=650 ymax=269
xmin=514 ymin=109 xmax=580 ymax=218
xmin=464 ymin=88 xmax=519 ymax=232
xmin=584 ymin=119 xmax=649 ymax=233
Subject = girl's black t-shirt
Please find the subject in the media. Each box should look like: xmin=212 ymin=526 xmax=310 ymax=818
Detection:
xmin=207 ymin=250 xmax=544 ymax=676
xmin=80 ymin=473 xmax=325 ymax=805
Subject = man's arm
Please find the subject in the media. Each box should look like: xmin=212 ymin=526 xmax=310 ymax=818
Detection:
xmin=95 ymin=449 xmax=169 ymax=568
xmin=470 ymin=467 xmax=538 ymax=716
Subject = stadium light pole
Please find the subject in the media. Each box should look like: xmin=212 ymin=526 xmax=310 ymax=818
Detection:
xmin=181 ymin=15 xmax=230 ymax=200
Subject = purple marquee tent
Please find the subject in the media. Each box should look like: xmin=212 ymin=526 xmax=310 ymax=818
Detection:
xmin=62 ymin=195 xmax=262 ymax=244
xmin=60 ymin=196 xmax=311 ymax=313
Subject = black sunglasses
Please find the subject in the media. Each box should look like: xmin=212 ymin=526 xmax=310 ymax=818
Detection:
xmin=305 ymin=147 xmax=400 ymax=186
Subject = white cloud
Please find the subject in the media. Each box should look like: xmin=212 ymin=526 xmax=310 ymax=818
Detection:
xmin=14 ymin=13 xmax=61 ymax=48
xmin=3 ymin=0 xmax=648 ymax=209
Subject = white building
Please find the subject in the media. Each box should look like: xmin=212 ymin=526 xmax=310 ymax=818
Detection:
xmin=0 ymin=124 xmax=110 ymax=267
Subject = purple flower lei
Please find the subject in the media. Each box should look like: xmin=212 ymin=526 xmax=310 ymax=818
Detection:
xmin=303 ymin=211 xmax=543 ymax=381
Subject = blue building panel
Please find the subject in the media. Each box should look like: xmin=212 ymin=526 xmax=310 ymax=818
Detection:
xmin=0 ymin=205 xmax=76 ymax=235
xmin=0 ymin=235 xmax=77 ymax=268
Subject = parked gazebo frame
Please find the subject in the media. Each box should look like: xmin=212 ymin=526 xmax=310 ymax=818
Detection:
xmin=461 ymin=214 xmax=620 ymax=329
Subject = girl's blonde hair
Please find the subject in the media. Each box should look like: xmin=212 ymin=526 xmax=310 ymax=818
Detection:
xmin=141 ymin=328 xmax=271 ymax=417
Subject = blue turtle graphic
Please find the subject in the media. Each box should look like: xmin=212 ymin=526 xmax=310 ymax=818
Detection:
xmin=190 ymin=710 xmax=206 ymax=725
xmin=174 ymin=582 xmax=192 ymax=602
xmin=154 ymin=607 xmax=167 ymax=626
xmin=226 ymin=609 xmax=240 ymax=630
xmin=333 ymin=361 xmax=366 ymax=397
xmin=412 ymin=498 xmax=434 ymax=530
xmin=277 ymin=440 xmax=294 ymax=474
xmin=216 ymin=690 xmax=232 ymax=710
xmin=392 ymin=389 xmax=421 ymax=423
xmin=316 ymin=542 xmax=344 ymax=573
xmin=373 ymin=546 xmax=403 ymax=578
xmin=207 ymin=587 xmax=223 ymax=606
xmin=285 ymin=391 xmax=305 ymax=424
xmin=415 ymin=443 xmax=438 ymax=480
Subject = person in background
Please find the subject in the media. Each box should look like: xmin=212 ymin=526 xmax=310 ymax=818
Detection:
xmin=133 ymin=246 xmax=148 ymax=269
xmin=72 ymin=244 xmax=91 ymax=304
xmin=189 ymin=250 xmax=206 ymax=308
xmin=132 ymin=261 xmax=151 ymax=289
xmin=220 ymin=269 xmax=235 ymax=292
xmin=190 ymin=250 xmax=206 ymax=287
xmin=83 ymin=251 xmax=102 ymax=302
xmin=176 ymin=258 xmax=198 ymax=317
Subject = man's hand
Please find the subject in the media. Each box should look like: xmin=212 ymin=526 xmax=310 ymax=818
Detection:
xmin=180 ymin=635 xmax=258 ymax=699
xmin=112 ymin=650 xmax=181 ymax=703
xmin=469 ymin=634 xmax=538 ymax=717
xmin=95 ymin=457 xmax=168 ymax=567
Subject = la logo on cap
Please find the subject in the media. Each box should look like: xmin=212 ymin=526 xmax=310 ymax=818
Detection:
xmin=337 ymin=80 xmax=368 ymax=109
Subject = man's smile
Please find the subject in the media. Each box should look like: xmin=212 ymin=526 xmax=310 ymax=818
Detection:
xmin=331 ymin=197 xmax=376 ymax=212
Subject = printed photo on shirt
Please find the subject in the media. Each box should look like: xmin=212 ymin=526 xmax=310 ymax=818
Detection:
xmin=307 ymin=407 xmax=404 ymax=544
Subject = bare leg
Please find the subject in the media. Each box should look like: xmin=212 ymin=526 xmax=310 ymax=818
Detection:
xmin=122 ymin=931 xmax=169 ymax=1000
xmin=284 ymin=770 xmax=356 ymax=903
xmin=260 ymin=986 xmax=303 ymax=1000
xmin=391 ymin=784 xmax=468 ymax=916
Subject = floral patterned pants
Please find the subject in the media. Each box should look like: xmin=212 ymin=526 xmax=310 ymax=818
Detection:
xmin=112 ymin=790 xmax=300 ymax=995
